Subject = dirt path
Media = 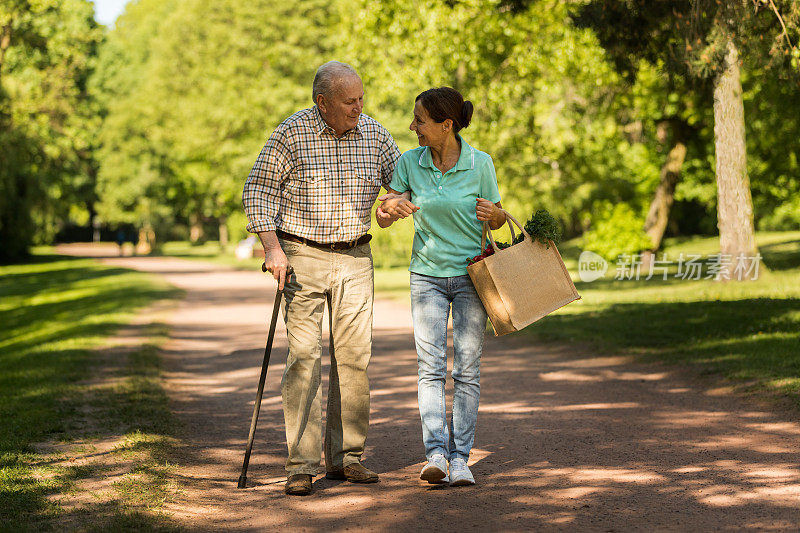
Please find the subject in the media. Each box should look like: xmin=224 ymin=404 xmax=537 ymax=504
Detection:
xmin=58 ymin=245 xmax=800 ymax=531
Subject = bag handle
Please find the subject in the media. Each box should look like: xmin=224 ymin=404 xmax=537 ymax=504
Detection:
xmin=481 ymin=209 xmax=530 ymax=253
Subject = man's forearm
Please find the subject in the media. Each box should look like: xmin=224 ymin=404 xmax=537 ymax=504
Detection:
xmin=257 ymin=230 xmax=281 ymax=251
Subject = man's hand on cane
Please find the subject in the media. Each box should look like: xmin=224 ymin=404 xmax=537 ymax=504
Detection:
xmin=257 ymin=230 xmax=290 ymax=290
xmin=263 ymin=246 xmax=289 ymax=290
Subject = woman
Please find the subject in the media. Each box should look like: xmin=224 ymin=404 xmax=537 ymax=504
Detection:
xmin=377 ymin=87 xmax=506 ymax=486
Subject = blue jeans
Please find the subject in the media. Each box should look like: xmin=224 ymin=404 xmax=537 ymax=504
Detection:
xmin=410 ymin=272 xmax=488 ymax=462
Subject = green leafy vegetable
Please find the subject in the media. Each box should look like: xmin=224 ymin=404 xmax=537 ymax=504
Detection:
xmin=512 ymin=209 xmax=562 ymax=248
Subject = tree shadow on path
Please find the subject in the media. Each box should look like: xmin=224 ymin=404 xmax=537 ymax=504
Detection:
xmin=152 ymin=270 xmax=800 ymax=531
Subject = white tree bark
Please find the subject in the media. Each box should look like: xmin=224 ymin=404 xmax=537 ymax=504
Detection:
xmin=713 ymin=40 xmax=760 ymax=281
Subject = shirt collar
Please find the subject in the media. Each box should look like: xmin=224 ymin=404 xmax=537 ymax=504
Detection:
xmin=311 ymin=106 xmax=363 ymax=139
xmin=418 ymin=135 xmax=475 ymax=172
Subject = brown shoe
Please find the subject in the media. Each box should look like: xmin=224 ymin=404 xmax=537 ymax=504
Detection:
xmin=285 ymin=474 xmax=312 ymax=495
xmin=324 ymin=468 xmax=346 ymax=480
xmin=342 ymin=462 xmax=379 ymax=483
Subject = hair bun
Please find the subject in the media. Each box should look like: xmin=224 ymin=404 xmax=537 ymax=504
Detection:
xmin=415 ymin=87 xmax=472 ymax=133
xmin=461 ymin=100 xmax=473 ymax=130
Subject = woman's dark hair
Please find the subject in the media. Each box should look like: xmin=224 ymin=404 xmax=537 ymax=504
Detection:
xmin=415 ymin=87 xmax=473 ymax=132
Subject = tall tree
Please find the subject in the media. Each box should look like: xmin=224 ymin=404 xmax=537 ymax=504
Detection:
xmin=0 ymin=0 xmax=101 ymax=261
xmin=615 ymin=58 xmax=710 ymax=255
xmin=575 ymin=0 xmax=800 ymax=279
xmin=94 ymin=0 xmax=335 ymax=248
xmin=148 ymin=0 xmax=334 ymax=246
xmin=91 ymin=0 xmax=178 ymax=251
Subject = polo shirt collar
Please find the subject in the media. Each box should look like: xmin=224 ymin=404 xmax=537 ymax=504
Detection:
xmin=311 ymin=106 xmax=363 ymax=138
xmin=418 ymin=135 xmax=475 ymax=171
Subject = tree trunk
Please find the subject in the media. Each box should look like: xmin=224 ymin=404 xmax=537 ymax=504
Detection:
xmin=137 ymin=227 xmax=153 ymax=255
xmin=712 ymin=40 xmax=759 ymax=281
xmin=454 ymin=60 xmax=466 ymax=92
xmin=189 ymin=215 xmax=204 ymax=243
xmin=0 ymin=21 xmax=12 ymax=84
xmin=218 ymin=216 xmax=228 ymax=250
xmin=644 ymin=124 xmax=687 ymax=251
xmin=641 ymin=139 xmax=687 ymax=272
xmin=641 ymin=120 xmax=687 ymax=272
xmin=91 ymin=215 xmax=100 ymax=243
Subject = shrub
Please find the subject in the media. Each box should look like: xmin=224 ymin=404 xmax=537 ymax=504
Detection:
xmin=757 ymin=197 xmax=800 ymax=231
xmin=582 ymin=202 xmax=654 ymax=261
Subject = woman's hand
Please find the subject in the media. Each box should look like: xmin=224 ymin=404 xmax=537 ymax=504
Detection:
xmin=378 ymin=192 xmax=418 ymax=219
xmin=476 ymin=198 xmax=506 ymax=230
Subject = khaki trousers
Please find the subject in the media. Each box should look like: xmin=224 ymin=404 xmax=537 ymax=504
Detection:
xmin=279 ymin=238 xmax=373 ymax=476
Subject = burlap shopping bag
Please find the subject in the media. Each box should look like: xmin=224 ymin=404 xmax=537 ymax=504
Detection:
xmin=467 ymin=211 xmax=581 ymax=336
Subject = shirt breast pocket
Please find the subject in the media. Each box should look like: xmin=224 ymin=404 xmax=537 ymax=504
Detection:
xmin=354 ymin=168 xmax=381 ymax=213
xmin=287 ymin=168 xmax=328 ymax=213
xmin=356 ymin=169 xmax=381 ymax=187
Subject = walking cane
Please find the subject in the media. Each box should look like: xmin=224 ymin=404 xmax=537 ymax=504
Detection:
xmin=237 ymin=262 xmax=292 ymax=489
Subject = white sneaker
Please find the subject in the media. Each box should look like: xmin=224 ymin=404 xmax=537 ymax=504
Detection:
xmin=420 ymin=453 xmax=449 ymax=484
xmin=449 ymin=457 xmax=475 ymax=486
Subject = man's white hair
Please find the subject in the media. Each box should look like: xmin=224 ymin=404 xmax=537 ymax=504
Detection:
xmin=312 ymin=61 xmax=360 ymax=103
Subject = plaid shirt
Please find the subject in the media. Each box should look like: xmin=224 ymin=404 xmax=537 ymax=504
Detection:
xmin=243 ymin=106 xmax=400 ymax=243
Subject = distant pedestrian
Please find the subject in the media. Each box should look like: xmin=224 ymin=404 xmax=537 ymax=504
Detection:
xmin=116 ymin=230 xmax=125 ymax=256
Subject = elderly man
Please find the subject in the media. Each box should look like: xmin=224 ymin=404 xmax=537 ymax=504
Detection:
xmin=242 ymin=61 xmax=400 ymax=496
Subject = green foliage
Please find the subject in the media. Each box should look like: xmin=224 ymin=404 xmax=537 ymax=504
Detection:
xmin=342 ymin=0 xmax=662 ymax=238
xmin=0 ymin=129 xmax=38 ymax=260
xmin=93 ymin=0 xmax=336 ymax=245
xmin=2 ymin=0 xmax=799 ymax=256
xmin=225 ymin=211 xmax=250 ymax=245
xmin=744 ymin=71 xmax=800 ymax=227
xmin=582 ymin=202 xmax=654 ymax=261
xmin=757 ymin=196 xmax=800 ymax=231
xmin=573 ymin=0 xmax=800 ymax=80
xmin=91 ymin=0 xmax=179 ymax=244
xmin=0 ymin=0 xmax=102 ymax=260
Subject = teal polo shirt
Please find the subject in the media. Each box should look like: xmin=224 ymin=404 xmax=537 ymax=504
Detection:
xmin=389 ymin=136 xmax=501 ymax=277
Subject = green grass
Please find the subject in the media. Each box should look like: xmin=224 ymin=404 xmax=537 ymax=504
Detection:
xmin=156 ymin=241 xmax=262 ymax=270
xmin=526 ymin=231 xmax=800 ymax=404
xmin=374 ymin=267 xmax=413 ymax=302
xmin=0 ymin=254 xmax=183 ymax=531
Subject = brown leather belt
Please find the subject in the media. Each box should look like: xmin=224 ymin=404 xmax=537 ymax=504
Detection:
xmin=276 ymin=229 xmax=372 ymax=251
